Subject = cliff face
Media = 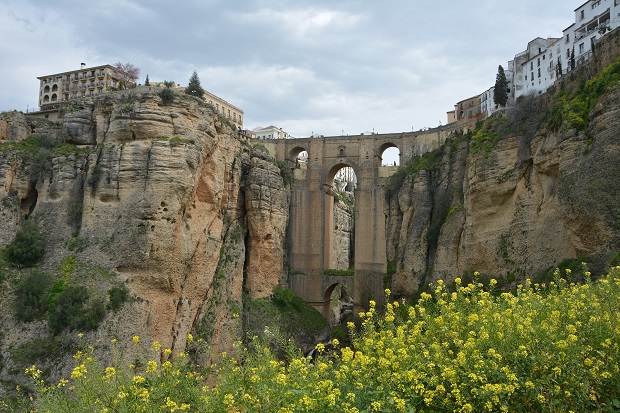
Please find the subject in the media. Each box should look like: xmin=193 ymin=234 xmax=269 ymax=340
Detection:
xmin=0 ymin=91 xmax=289 ymax=380
xmin=386 ymin=87 xmax=620 ymax=296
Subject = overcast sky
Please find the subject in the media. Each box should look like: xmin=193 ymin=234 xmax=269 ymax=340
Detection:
xmin=1 ymin=0 xmax=575 ymax=137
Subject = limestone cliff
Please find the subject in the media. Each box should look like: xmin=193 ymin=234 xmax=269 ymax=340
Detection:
xmin=0 ymin=90 xmax=289 ymax=385
xmin=386 ymin=67 xmax=620 ymax=296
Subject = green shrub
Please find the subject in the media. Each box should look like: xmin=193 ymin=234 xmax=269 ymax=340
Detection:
xmin=107 ymin=285 xmax=129 ymax=312
xmin=47 ymin=285 xmax=105 ymax=334
xmin=324 ymin=268 xmax=354 ymax=277
xmin=2 ymin=220 xmax=45 ymax=267
xmin=14 ymin=270 xmax=52 ymax=321
xmin=158 ymin=88 xmax=175 ymax=105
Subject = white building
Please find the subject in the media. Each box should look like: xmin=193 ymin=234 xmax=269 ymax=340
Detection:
xmin=253 ymin=125 xmax=294 ymax=139
xmin=562 ymin=0 xmax=620 ymax=74
xmin=511 ymin=0 xmax=619 ymax=100
xmin=513 ymin=37 xmax=561 ymax=99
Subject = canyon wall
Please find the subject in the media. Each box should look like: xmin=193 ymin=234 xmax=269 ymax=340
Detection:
xmin=385 ymin=84 xmax=620 ymax=296
xmin=0 ymin=90 xmax=289 ymax=384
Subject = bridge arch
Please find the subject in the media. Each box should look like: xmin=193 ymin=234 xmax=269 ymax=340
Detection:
xmin=323 ymin=163 xmax=356 ymax=271
xmin=324 ymin=282 xmax=353 ymax=325
xmin=378 ymin=141 xmax=401 ymax=166
xmin=288 ymin=146 xmax=308 ymax=163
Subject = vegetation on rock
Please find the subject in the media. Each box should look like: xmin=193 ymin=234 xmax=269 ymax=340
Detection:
xmin=26 ymin=268 xmax=620 ymax=412
xmin=2 ymin=220 xmax=45 ymax=267
xmin=184 ymin=70 xmax=205 ymax=98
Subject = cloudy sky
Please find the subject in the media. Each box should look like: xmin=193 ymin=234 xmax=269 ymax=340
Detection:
xmin=1 ymin=0 xmax=575 ymax=137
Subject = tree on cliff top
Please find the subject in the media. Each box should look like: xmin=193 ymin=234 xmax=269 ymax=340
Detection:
xmin=184 ymin=70 xmax=205 ymax=98
xmin=494 ymin=65 xmax=508 ymax=107
xmin=114 ymin=62 xmax=140 ymax=89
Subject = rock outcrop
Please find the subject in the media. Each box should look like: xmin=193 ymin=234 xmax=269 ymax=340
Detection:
xmin=0 ymin=90 xmax=290 ymax=384
xmin=386 ymin=87 xmax=620 ymax=297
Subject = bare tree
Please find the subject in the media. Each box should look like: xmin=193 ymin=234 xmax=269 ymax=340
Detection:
xmin=114 ymin=62 xmax=140 ymax=89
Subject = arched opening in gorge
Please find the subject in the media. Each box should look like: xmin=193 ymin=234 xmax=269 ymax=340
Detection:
xmin=289 ymin=147 xmax=308 ymax=169
xmin=379 ymin=143 xmax=400 ymax=166
xmin=323 ymin=164 xmax=356 ymax=273
xmin=324 ymin=282 xmax=353 ymax=326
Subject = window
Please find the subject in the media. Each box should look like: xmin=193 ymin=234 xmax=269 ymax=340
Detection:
xmin=543 ymin=55 xmax=546 ymax=60
xmin=580 ymin=10 xmax=585 ymax=20
xmin=537 ymin=58 xmax=540 ymax=67
xmin=531 ymin=71 xmax=534 ymax=80
xmin=530 ymin=62 xmax=533 ymax=70
xmin=567 ymin=49 xmax=570 ymax=58
xmin=538 ymin=68 xmax=541 ymax=78
xmin=566 ymin=34 xmax=570 ymax=43
xmin=579 ymin=43 xmax=584 ymax=54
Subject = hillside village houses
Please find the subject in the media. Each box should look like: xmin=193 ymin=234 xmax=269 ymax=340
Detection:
xmin=455 ymin=0 xmax=620 ymax=124
xmin=34 ymin=64 xmax=244 ymax=129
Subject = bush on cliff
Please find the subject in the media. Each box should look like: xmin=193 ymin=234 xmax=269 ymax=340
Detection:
xmin=2 ymin=220 xmax=45 ymax=267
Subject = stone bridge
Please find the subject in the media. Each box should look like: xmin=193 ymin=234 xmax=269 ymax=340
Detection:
xmin=254 ymin=125 xmax=457 ymax=319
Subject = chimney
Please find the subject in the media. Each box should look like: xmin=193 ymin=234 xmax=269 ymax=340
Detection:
xmin=80 ymin=62 xmax=86 ymax=69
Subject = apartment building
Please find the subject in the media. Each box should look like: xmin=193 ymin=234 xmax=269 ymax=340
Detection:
xmin=512 ymin=0 xmax=619 ymax=100
xmin=37 ymin=63 xmax=121 ymax=109
xmin=204 ymin=90 xmax=244 ymax=129
xmin=562 ymin=0 xmax=619 ymax=70
xmin=513 ymin=37 xmax=561 ymax=99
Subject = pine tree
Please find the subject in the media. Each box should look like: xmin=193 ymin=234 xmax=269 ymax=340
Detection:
xmin=185 ymin=70 xmax=204 ymax=98
xmin=556 ymin=57 xmax=563 ymax=78
xmin=145 ymin=74 xmax=150 ymax=86
xmin=493 ymin=65 xmax=508 ymax=107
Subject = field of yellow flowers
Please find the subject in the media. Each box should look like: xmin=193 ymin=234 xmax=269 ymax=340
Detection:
xmin=24 ymin=268 xmax=620 ymax=412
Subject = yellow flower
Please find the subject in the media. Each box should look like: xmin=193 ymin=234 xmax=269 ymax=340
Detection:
xmin=132 ymin=335 xmax=140 ymax=344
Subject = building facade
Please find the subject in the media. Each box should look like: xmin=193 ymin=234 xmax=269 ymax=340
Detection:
xmin=37 ymin=63 xmax=121 ymax=109
xmin=204 ymin=91 xmax=244 ymax=129
xmin=513 ymin=0 xmax=619 ymax=100
xmin=253 ymin=125 xmax=294 ymax=139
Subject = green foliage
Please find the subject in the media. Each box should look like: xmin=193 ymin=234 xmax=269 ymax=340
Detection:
xmin=0 ymin=134 xmax=90 ymax=176
xmin=66 ymin=236 xmax=89 ymax=252
xmin=2 ymin=220 xmax=45 ymax=267
xmin=494 ymin=65 xmax=508 ymax=107
xmin=14 ymin=270 xmax=52 ymax=321
xmin=158 ymin=87 xmax=175 ymax=105
xmin=385 ymin=146 xmax=444 ymax=200
xmin=47 ymin=285 xmax=105 ymax=335
xmin=184 ymin=70 xmax=205 ymax=98
xmin=245 ymin=286 xmax=327 ymax=345
xmin=9 ymin=336 xmax=71 ymax=368
xmin=547 ymin=54 xmax=620 ymax=133
xmin=29 ymin=269 xmax=620 ymax=412
xmin=470 ymin=115 xmax=509 ymax=155
xmin=144 ymin=74 xmax=150 ymax=86
xmin=169 ymin=136 xmax=195 ymax=145
xmin=275 ymin=159 xmax=293 ymax=186
xmin=163 ymin=80 xmax=175 ymax=88
xmin=107 ymin=285 xmax=129 ymax=312
xmin=324 ymin=268 xmax=354 ymax=277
